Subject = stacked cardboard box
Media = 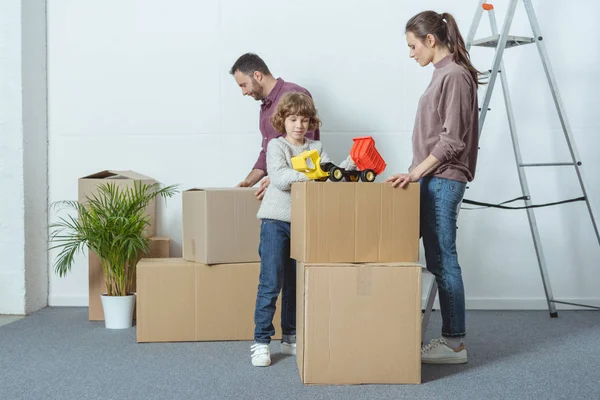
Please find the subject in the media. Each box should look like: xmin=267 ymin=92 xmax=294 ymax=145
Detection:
xmin=136 ymin=188 xmax=281 ymax=343
xmin=79 ymin=171 xmax=174 ymax=322
xmin=291 ymin=181 xmax=423 ymax=385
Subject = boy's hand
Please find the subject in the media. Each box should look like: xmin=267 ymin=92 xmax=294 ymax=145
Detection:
xmin=255 ymin=177 xmax=270 ymax=200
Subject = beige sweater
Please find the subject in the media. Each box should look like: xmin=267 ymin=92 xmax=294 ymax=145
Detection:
xmin=257 ymin=137 xmax=355 ymax=222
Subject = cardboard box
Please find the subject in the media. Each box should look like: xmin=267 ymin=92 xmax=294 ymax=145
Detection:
xmin=89 ymin=236 xmax=170 ymax=321
xmin=182 ymin=188 xmax=261 ymax=264
xmin=136 ymin=259 xmax=281 ymax=343
xmin=79 ymin=170 xmax=157 ymax=237
xmin=296 ymin=262 xmax=422 ymax=385
xmin=291 ymin=182 xmax=420 ymax=263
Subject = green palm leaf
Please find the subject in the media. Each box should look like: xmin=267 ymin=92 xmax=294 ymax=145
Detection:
xmin=49 ymin=181 xmax=179 ymax=296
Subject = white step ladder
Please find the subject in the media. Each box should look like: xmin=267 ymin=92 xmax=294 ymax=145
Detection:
xmin=422 ymin=0 xmax=599 ymax=341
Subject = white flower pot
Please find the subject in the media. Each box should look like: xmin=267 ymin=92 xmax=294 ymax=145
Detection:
xmin=100 ymin=294 xmax=136 ymax=329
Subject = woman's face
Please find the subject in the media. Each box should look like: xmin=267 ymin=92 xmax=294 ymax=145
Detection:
xmin=406 ymin=31 xmax=435 ymax=67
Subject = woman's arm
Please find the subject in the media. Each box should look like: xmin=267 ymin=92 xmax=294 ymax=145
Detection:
xmin=431 ymin=72 xmax=473 ymax=163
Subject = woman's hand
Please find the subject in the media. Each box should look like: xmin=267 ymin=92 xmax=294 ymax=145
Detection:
xmin=385 ymin=172 xmax=419 ymax=188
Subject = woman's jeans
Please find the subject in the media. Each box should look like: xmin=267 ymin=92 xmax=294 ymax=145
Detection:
xmin=254 ymin=219 xmax=296 ymax=344
xmin=420 ymin=176 xmax=467 ymax=338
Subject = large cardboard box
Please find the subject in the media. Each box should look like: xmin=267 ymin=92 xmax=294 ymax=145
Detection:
xmin=291 ymin=182 xmax=420 ymax=263
xmin=182 ymin=188 xmax=261 ymax=264
xmin=296 ymin=262 xmax=422 ymax=385
xmin=89 ymin=236 xmax=170 ymax=321
xmin=79 ymin=170 xmax=157 ymax=237
xmin=136 ymin=258 xmax=281 ymax=343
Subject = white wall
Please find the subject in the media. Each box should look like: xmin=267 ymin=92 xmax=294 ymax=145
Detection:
xmin=0 ymin=0 xmax=48 ymax=315
xmin=0 ymin=0 xmax=26 ymax=314
xmin=47 ymin=0 xmax=600 ymax=309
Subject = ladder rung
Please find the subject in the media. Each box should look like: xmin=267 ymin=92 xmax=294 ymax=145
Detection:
xmin=471 ymin=35 xmax=535 ymax=48
xmin=519 ymin=162 xmax=576 ymax=167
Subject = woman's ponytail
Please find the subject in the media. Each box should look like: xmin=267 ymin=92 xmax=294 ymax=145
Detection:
xmin=406 ymin=11 xmax=484 ymax=86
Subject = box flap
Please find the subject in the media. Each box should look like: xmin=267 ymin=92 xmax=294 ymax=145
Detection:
xmin=80 ymin=170 xmax=154 ymax=180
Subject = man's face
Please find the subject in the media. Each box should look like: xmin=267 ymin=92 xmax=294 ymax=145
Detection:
xmin=233 ymin=71 xmax=264 ymax=100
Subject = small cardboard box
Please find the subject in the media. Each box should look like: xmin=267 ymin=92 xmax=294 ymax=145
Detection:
xmin=296 ymin=262 xmax=422 ymax=385
xmin=182 ymin=188 xmax=261 ymax=264
xmin=78 ymin=170 xmax=157 ymax=237
xmin=136 ymin=259 xmax=281 ymax=342
xmin=88 ymin=236 xmax=170 ymax=321
xmin=291 ymin=182 xmax=420 ymax=263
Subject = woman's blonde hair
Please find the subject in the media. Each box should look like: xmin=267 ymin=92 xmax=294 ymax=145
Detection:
xmin=270 ymin=92 xmax=321 ymax=134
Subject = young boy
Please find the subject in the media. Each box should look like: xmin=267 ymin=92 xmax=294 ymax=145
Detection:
xmin=251 ymin=92 xmax=355 ymax=367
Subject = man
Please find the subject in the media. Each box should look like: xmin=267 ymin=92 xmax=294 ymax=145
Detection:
xmin=230 ymin=53 xmax=320 ymax=199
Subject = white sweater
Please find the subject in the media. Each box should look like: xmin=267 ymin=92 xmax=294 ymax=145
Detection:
xmin=257 ymin=137 xmax=356 ymax=222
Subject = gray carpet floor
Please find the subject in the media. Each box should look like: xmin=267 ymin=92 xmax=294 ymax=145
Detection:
xmin=1 ymin=307 xmax=599 ymax=400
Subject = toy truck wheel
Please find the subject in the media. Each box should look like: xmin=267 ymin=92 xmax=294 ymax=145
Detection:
xmin=329 ymin=166 xmax=344 ymax=182
xmin=360 ymin=169 xmax=376 ymax=182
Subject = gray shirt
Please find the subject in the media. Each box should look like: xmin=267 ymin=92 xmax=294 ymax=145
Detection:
xmin=410 ymin=54 xmax=479 ymax=182
xmin=257 ymin=137 xmax=355 ymax=222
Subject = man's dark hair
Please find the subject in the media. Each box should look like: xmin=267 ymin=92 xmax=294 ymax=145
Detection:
xmin=229 ymin=53 xmax=271 ymax=76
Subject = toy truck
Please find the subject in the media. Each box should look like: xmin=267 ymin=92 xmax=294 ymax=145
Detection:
xmin=291 ymin=136 xmax=386 ymax=182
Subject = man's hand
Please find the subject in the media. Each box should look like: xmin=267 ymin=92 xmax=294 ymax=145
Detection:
xmin=255 ymin=177 xmax=270 ymax=200
xmin=237 ymin=169 xmax=266 ymax=188
xmin=237 ymin=180 xmax=252 ymax=188
xmin=385 ymin=172 xmax=419 ymax=188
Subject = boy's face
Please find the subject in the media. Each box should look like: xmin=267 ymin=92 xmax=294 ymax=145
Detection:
xmin=233 ymin=71 xmax=264 ymax=100
xmin=284 ymin=114 xmax=310 ymax=142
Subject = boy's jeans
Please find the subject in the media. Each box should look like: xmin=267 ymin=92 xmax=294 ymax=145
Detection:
xmin=254 ymin=219 xmax=296 ymax=344
xmin=420 ymin=176 xmax=467 ymax=338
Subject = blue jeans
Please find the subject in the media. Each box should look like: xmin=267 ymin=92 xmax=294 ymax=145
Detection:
xmin=254 ymin=219 xmax=296 ymax=344
xmin=420 ymin=176 xmax=467 ymax=338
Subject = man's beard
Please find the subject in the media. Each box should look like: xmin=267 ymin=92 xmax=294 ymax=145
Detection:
xmin=249 ymin=78 xmax=264 ymax=101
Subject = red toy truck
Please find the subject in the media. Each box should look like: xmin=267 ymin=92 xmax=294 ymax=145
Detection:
xmin=343 ymin=136 xmax=387 ymax=182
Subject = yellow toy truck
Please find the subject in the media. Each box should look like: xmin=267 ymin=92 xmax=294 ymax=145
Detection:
xmin=291 ymin=149 xmax=345 ymax=182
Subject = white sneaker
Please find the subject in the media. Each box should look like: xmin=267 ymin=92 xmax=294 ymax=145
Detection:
xmin=421 ymin=338 xmax=467 ymax=364
xmin=281 ymin=341 xmax=296 ymax=356
xmin=250 ymin=343 xmax=271 ymax=367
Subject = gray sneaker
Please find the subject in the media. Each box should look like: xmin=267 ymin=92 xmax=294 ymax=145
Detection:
xmin=421 ymin=338 xmax=467 ymax=364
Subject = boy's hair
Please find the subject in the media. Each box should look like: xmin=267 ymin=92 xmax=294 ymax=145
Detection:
xmin=270 ymin=92 xmax=321 ymax=134
xmin=229 ymin=53 xmax=271 ymax=76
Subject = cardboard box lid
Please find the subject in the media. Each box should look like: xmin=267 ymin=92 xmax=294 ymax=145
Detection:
xmin=183 ymin=187 xmax=256 ymax=193
xmin=80 ymin=170 xmax=154 ymax=181
xmin=303 ymin=262 xmax=421 ymax=268
xmin=138 ymin=257 xmax=190 ymax=266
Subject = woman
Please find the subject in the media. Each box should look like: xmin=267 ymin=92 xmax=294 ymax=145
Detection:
xmin=386 ymin=11 xmax=482 ymax=364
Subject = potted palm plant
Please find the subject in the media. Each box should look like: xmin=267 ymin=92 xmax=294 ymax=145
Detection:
xmin=50 ymin=181 xmax=178 ymax=329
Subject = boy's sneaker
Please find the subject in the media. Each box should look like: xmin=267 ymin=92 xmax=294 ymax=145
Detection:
xmin=250 ymin=343 xmax=271 ymax=367
xmin=281 ymin=341 xmax=296 ymax=356
xmin=281 ymin=334 xmax=296 ymax=356
xmin=421 ymin=338 xmax=467 ymax=364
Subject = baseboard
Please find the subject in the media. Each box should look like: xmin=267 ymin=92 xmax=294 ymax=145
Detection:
xmin=422 ymin=297 xmax=600 ymax=310
xmin=49 ymin=294 xmax=599 ymax=310
xmin=48 ymin=295 xmax=88 ymax=307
